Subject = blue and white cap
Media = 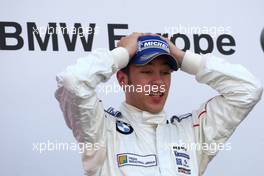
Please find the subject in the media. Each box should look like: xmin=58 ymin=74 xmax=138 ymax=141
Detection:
xmin=130 ymin=35 xmax=179 ymax=71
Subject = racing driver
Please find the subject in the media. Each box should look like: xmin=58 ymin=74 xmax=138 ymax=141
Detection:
xmin=55 ymin=33 xmax=263 ymax=176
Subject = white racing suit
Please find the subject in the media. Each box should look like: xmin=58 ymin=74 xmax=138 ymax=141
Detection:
xmin=55 ymin=47 xmax=263 ymax=176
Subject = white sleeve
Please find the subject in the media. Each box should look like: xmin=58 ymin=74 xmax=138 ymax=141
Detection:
xmin=181 ymin=51 xmax=263 ymax=174
xmin=55 ymin=47 xmax=129 ymax=174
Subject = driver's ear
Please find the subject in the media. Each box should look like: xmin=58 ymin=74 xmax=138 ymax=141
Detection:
xmin=116 ymin=70 xmax=129 ymax=86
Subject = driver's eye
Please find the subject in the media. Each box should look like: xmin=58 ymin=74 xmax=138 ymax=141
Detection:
xmin=141 ymin=70 xmax=152 ymax=74
xmin=161 ymin=71 xmax=171 ymax=75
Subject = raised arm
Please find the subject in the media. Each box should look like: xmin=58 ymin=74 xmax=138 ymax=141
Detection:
xmin=181 ymin=51 xmax=262 ymax=174
xmin=55 ymin=32 xmax=143 ymax=174
xmin=55 ymin=48 xmax=129 ymax=174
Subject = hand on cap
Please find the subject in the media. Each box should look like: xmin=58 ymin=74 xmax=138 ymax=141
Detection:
xmin=117 ymin=32 xmax=160 ymax=58
xmin=161 ymin=36 xmax=185 ymax=68
xmin=117 ymin=32 xmax=143 ymax=58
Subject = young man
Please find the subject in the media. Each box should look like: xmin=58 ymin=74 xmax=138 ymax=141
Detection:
xmin=55 ymin=33 xmax=263 ymax=176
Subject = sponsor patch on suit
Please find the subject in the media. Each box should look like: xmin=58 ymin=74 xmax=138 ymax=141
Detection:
xmin=117 ymin=153 xmax=157 ymax=167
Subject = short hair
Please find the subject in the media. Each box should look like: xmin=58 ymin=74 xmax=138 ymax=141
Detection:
xmin=120 ymin=63 xmax=131 ymax=76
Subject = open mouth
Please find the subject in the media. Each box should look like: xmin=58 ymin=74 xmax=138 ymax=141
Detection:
xmin=148 ymin=92 xmax=164 ymax=97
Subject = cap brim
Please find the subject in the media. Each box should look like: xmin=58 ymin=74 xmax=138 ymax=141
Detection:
xmin=133 ymin=53 xmax=179 ymax=71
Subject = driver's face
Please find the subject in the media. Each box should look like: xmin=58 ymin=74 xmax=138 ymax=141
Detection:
xmin=125 ymin=56 xmax=172 ymax=113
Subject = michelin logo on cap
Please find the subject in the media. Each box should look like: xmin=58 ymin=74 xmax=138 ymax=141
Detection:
xmin=138 ymin=39 xmax=169 ymax=52
xmin=131 ymin=35 xmax=179 ymax=71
